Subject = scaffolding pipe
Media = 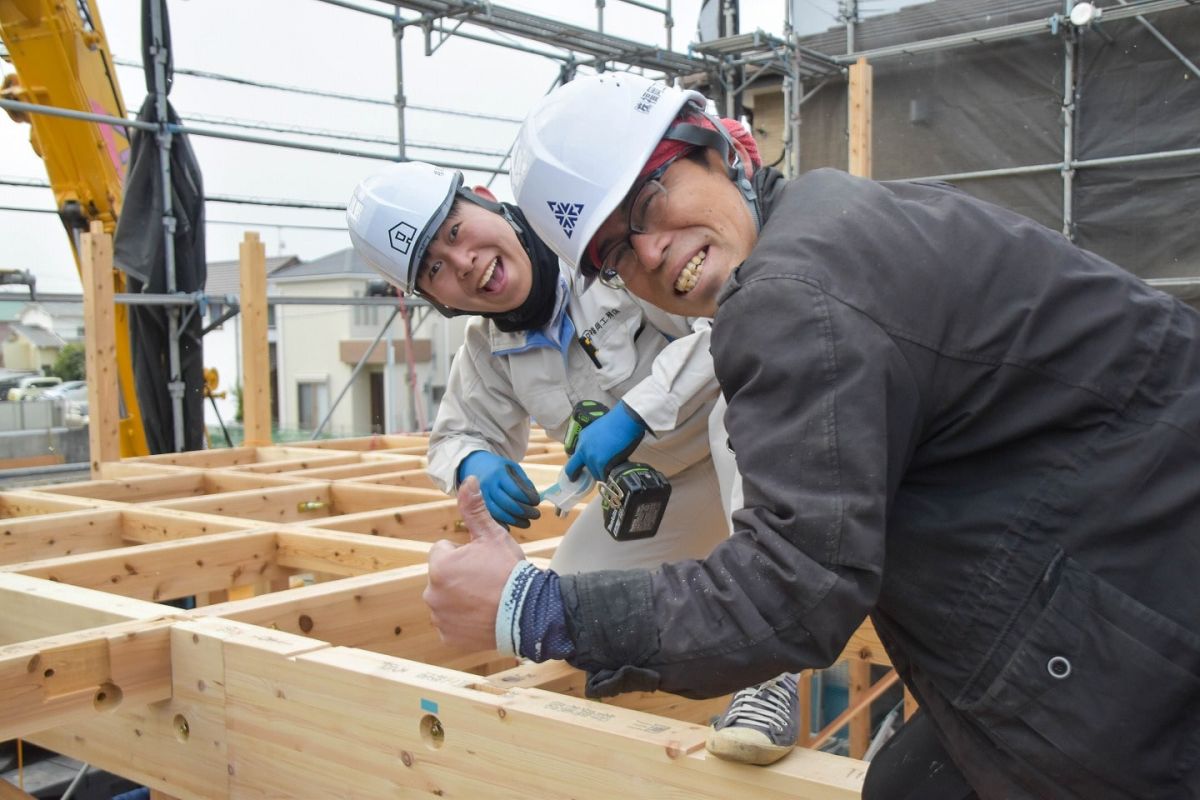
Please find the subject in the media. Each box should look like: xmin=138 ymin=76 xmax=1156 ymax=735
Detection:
xmin=829 ymin=0 xmax=1191 ymax=64
xmin=485 ymin=71 xmax=566 ymax=189
xmin=112 ymin=293 xmax=429 ymax=308
xmin=915 ymin=144 xmax=1200 ymax=184
xmin=399 ymin=16 xmax=575 ymax=63
xmin=1061 ymin=20 xmax=1078 ymax=239
xmin=785 ymin=0 xmax=801 ymax=178
xmin=395 ymin=10 xmax=407 ymax=161
xmin=1113 ymin=0 xmax=1200 ymax=81
xmin=149 ymin=0 xmax=186 ymax=453
xmin=0 ymin=97 xmax=509 ymax=173
xmin=312 ymin=0 xmax=394 ymax=19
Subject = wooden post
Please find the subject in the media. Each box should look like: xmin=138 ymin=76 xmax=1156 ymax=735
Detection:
xmin=904 ymin=687 xmax=919 ymax=720
xmin=239 ymin=232 xmax=271 ymax=447
xmin=797 ymin=669 xmax=813 ymax=747
xmin=81 ymin=221 xmax=121 ymax=476
xmin=848 ymin=659 xmax=871 ymax=759
xmin=848 ymin=56 xmax=873 ymax=178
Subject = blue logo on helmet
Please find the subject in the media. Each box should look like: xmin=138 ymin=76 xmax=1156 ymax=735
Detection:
xmin=547 ymin=201 xmax=584 ymax=239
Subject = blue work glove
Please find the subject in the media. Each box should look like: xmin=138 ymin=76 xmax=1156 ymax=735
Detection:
xmin=457 ymin=450 xmax=541 ymax=529
xmin=565 ymin=401 xmax=647 ymax=482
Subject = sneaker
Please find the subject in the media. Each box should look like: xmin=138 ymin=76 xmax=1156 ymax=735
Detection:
xmin=706 ymin=673 xmax=800 ymax=766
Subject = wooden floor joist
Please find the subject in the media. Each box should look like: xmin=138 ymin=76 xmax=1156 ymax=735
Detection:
xmin=0 ymin=436 xmax=875 ymax=798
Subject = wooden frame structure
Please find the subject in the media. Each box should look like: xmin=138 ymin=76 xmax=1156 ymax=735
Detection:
xmin=0 ymin=434 xmax=906 ymax=798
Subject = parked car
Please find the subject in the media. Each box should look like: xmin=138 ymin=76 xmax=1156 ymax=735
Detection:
xmin=0 ymin=371 xmax=37 ymax=399
xmin=64 ymin=398 xmax=89 ymax=428
xmin=41 ymin=380 xmax=87 ymax=402
xmin=7 ymin=376 xmax=62 ymax=402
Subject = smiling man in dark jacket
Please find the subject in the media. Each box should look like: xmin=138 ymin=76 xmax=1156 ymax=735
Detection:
xmin=425 ymin=72 xmax=1200 ymax=799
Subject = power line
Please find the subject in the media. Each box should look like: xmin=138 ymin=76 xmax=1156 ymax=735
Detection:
xmin=0 ymin=203 xmax=347 ymax=232
xmin=181 ymin=111 xmax=512 ymax=157
xmin=0 ymin=176 xmax=346 ymax=212
xmin=111 ymin=57 xmax=523 ymax=123
xmin=0 ymin=96 xmax=510 ymax=174
xmin=0 ymin=175 xmax=52 ymax=188
xmin=207 ymin=194 xmax=345 ymax=212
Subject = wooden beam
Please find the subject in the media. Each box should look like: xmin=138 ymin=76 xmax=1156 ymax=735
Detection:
xmin=4 ymin=531 xmax=287 ymax=603
xmin=273 ymin=529 xmax=430 ymax=576
xmin=81 ymin=221 xmax=121 ymax=474
xmin=0 ymin=572 xmax=166 ymax=645
xmin=848 ymin=659 xmax=871 ymax=759
xmin=289 ymin=434 xmax=429 ymax=452
xmin=798 ymin=670 xmax=813 ymax=747
xmin=239 ymin=232 xmax=271 ymax=447
xmin=847 ymin=57 xmax=873 ymax=179
xmin=329 ymin=483 xmax=449 ymax=515
xmin=837 ymin=618 xmax=891 ymax=666
xmin=350 ymin=468 xmax=440 ymax=489
xmin=219 ymin=643 xmax=864 ymax=799
xmin=192 ymin=564 xmax=483 ymax=666
xmin=286 ymin=457 xmax=424 ymax=481
xmin=151 ymin=482 xmax=332 ymax=523
xmin=0 ymin=434 xmax=879 ymax=797
xmin=320 ymin=498 xmax=573 ymax=545
xmin=0 ymin=617 xmax=174 ymax=741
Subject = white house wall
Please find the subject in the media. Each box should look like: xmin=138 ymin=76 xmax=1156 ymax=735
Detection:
xmin=276 ymin=279 xmax=357 ymax=436
xmin=201 ymin=313 xmax=240 ymax=436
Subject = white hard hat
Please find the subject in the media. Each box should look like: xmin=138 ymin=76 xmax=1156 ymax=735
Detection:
xmin=511 ymin=72 xmax=704 ymax=270
xmin=346 ymin=161 xmax=464 ymax=295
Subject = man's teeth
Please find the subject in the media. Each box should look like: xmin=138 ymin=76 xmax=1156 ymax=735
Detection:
xmin=478 ymin=257 xmax=498 ymax=290
xmin=674 ymin=250 xmax=707 ymax=293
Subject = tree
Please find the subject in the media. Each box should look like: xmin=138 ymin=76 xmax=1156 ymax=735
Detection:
xmin=50 ymin=343 xmax=86 ymax=382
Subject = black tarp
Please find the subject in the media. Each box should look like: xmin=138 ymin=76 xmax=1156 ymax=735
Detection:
xmin=113 ymin=0 xmax=206 ymax=453
xmin=786 ymin=1 xmax=1199 ymax=282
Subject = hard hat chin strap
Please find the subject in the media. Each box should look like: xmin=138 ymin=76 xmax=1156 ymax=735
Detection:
xmin=662 ymin=110 xmax=762 ymax=233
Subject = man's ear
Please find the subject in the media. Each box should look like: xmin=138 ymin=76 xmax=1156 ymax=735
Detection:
xmin=472 ymin=185 xmax=498 ymax=202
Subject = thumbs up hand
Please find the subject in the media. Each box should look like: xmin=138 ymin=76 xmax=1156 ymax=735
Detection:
xmin=424 ymin=476 xmax=527 ymax=651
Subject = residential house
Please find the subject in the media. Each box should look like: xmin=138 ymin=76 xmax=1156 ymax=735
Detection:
xmin=202 ymin=254 xmax=299 ymax=434
xmin=0 ymin=292 xmax=83 ymax=370
xmin=2 ymin=322 xmax=65 ymax=373
xmin=270 ymin=248 xmax=464 ymax=437
xmin=25 ymin=296 xmax=86 ymax=343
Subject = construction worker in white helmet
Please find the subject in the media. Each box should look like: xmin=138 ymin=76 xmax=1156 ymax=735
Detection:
xmin=423 ymin=71 xmax=1200 ymax=799
xmin=346 ymin=162 xmax=736 ymax=581
xmin=348 ymin=161 xmax=799 ymax=765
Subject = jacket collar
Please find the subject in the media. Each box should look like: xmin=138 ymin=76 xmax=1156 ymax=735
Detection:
xmin=488 ymin=273 xmax=574 ymax=357
xmin=716 ymin=167 xmax=788 ymax=308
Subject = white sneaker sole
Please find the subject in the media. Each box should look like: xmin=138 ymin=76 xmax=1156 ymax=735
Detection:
xmin=705 ymin=725 xmax=796 ymax=766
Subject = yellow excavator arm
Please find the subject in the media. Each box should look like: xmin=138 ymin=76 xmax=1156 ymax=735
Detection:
xmin=1 ymin=0 xmax=148 ymax=455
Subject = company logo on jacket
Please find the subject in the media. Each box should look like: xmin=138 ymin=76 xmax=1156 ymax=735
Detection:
xmin=581 ymin=308 xmax=622 ymax=341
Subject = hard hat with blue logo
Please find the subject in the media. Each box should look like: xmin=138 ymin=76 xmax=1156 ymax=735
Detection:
xmin=511 ymin=72 xmax=704 ymax=273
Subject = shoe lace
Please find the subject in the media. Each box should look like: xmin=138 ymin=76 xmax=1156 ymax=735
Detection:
xmin=722 ymin=675 xmax=796 ymax=734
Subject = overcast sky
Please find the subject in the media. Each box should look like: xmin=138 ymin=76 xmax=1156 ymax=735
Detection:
xmin=0 ymin=0 xmax=879 ymax=294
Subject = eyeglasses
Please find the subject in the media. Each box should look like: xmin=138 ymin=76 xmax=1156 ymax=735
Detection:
xmin=593 ymin=154 xmax=683 ymax=290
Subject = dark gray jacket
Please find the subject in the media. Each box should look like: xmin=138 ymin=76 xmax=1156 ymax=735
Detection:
xmin=560 ymin=168 xmax=1200 ymax=799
